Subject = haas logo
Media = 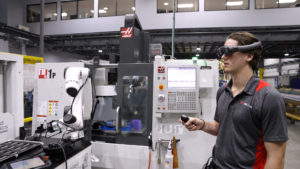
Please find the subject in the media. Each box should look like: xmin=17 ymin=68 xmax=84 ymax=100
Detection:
xmin=121 ymin=27 xmax=133 ymax=38
xmin=38 ymin=68 xmax=56 ymax=79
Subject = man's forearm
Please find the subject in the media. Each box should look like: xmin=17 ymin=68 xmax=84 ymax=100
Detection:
xmin=201 ymin=121 xmax=219 ymax=136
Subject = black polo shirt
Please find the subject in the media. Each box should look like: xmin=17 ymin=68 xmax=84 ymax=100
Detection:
xmin=213 ymin=75 xmax=288 ymax=169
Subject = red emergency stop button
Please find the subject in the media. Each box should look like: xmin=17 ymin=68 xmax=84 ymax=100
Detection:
xmin=159 ymin=84 xmax=164 ymax=90
xmin=163 ymin=107 xmax=166 ymax=110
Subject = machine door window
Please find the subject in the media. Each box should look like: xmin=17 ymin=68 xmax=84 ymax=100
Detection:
xmin=121 ymin=76 xmax=148 ymax=134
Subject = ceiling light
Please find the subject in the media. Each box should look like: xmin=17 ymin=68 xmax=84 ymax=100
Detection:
xmin=278 ymin=0 xmax=296 ymax=3
xmin=53 ymin=13 xmax=57 ymax=16
xmin=132 ymin=7 xmax=135 ymax=11
xmin=104 ymin=7 xmax=108 ymax=10
xmin=90 ymin=10 xmax=94 ymax=13
xmin=196 ymin=47 xmax=201 ymax=51
xmin=98 ymin=50 xmax=103 ymax=53
xmin=61 ymin=12 xmax=68 ymax=17
xmin=284 ymin=53 xmax=289 ymax=57
xmin=196 ymin=54 xmax=200 ymax=57
xmin=226 ymin=1 xmax=244 ymax=6
xmin=178 ymin=3 xmax=194 ymax=8
xmin=164 ymin=2 xmax=169 ymax=6
xmin=99 ymin=9 xmax=107 ymax=14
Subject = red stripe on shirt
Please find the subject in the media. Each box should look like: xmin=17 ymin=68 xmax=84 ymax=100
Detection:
xmin=256 ymin=80 xmax=270 ymax=92
xmin=254 ymin=131 xmax=267 ymax=169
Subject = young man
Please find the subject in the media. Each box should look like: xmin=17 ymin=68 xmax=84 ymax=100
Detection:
xmin=180 ymin=32 xmax=288 ymax=169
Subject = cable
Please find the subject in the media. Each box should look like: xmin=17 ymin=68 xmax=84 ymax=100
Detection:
xmin=54 ymin=143 xmax=68 ymax=169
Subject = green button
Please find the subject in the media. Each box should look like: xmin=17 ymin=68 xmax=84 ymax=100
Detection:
xmin=157 ymin=107 xmax=160 ymax=110
xmin=158 ymin=77 xmax=160 ymax=80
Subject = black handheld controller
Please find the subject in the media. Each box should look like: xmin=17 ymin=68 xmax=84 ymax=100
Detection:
xmin=181 ymin=115 xmax=189 ymax=123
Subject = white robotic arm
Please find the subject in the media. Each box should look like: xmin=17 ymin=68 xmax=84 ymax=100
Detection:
xmin=47 ymin=67 xmax=90 ymax=140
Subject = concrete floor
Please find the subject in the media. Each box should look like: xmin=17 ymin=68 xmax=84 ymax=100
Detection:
xmin=285 ymin=120 xmax=300 ymax=169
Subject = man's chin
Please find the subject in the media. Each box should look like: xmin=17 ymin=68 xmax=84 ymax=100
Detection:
xmin=224 ymin=69 xmax=231 ymax=74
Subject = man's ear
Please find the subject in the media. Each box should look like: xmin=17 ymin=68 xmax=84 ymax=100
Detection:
xmin=246 ymin=53 xmax=254 ymax=62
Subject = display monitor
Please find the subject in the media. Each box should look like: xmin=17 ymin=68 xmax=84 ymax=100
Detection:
xmin=167 ymin=67 xmax=196 ymax=89
xmin=9 ymin=157 xmax=45 ymax=169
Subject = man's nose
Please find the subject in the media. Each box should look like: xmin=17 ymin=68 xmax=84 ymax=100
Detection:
xmin=221 ymin=54 xmax=227 ymax=60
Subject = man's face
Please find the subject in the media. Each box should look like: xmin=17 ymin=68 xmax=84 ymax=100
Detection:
xmin=221 ymin=39 xmax=251 ymax=74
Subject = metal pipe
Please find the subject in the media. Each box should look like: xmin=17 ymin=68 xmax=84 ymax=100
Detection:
xmin=99 ymin=63 xmax=119 ymax=68
xmin=40 ymin=0 xmax=45 ymax=58
xmin=171 ymin=0 xmax=176 ymax=59
xmin=2 ymin=61 xmax=8 ymax=113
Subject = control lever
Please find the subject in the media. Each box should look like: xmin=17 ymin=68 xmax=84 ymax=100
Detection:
xmin=180 ymin=115 xmax=189 ymax=123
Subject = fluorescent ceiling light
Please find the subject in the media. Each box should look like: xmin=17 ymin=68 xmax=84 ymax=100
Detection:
xmin=104 ymin=7 xmax=108 ymax=10
xmin=98 ymin=49 xmax=103 ymax=53
xmin=164 ymin=2 xmax=169 ymax=6
xmin=132 ymin=7 xmax=135 ymax=11
xmin=99 ymin=9 xmax=107 ymax=14
xmin=196 ymin=47 xmax=201 ymax=51
xmin=178 ymin=3 xmax=194 ymax=8
xmin=278 ymin=0 xmax=296 ymax=3
xmin=61 ymin=12 xmax=68 ymax=17
xmin=196 ymin=54 xmax=200 ymax=57
xmin=90 ymin=10 xmax=94 ymax=13
xmin=53 ymin=13 xmax=57 ymax=16
xmin=226 ymin=1 xmax=244 ymax=6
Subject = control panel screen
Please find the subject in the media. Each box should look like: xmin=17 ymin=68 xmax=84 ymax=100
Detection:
xmin=167 ymin=67 xmax=196 ymax=89
xmin=10 ymin=157 xmax=45 ymax=169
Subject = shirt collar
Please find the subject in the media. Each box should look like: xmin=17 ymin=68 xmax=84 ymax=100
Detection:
xmin=225 ymin=75 xmax=260 ymax=96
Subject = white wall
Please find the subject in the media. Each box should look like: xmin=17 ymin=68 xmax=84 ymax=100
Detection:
xmin=24 ymin=0 xmax=300 ymax=35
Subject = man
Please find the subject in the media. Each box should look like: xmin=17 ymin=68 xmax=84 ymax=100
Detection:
xmin=180 ymin=32 xmax=288 ymax=169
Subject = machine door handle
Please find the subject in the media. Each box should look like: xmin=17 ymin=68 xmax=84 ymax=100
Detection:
xmin=115 ymin=106 xmax=120 ymax=134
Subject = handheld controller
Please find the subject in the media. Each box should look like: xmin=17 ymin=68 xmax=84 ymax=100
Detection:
xmin=181 ymin=115 xmax=189 ymax=123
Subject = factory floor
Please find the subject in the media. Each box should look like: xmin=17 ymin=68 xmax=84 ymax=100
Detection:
xmin=285 ymin=120 xmax=300 ymax=169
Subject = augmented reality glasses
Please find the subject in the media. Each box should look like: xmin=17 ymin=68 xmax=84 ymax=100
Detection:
xmin=216 ymin=41 xmax=262 ymax=59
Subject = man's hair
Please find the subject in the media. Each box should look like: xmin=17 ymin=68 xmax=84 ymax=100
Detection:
xmin=226 ymin=31 xmax=262 ymax=71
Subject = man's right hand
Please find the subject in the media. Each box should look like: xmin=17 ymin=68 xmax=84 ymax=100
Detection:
xmin=179 ymin=117 xmax=204 ymax=131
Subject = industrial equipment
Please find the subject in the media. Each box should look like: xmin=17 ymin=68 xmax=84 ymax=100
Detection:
xmin=91 ymin=56 xmax=219 ymax=169
xmin=0 ymin=52 xmax=24 ymax=144
xmin=31 ymin=62 xmax=92 ymax=140
xmin=46 ymin=67 xmax=90 ymax=140
xmin=10 ymin=62 xmax=93 ymax=169
xmin=151 ymin=56 xmax=219 ymax=169
xmin=89 ymin=14 xmax=219 ymax=169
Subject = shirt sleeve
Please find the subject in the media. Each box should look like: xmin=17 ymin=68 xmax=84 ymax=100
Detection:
xmin=214 ymin=87 xmax=225 ymax=123
xmin=261 ymin=88 xmax=288 ymax=142
xmin=214 ymin=106 xmax=219 ymax=122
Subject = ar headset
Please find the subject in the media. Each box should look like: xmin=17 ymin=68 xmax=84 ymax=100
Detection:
xmin=216 ymin=41 xmax=263 ymax=59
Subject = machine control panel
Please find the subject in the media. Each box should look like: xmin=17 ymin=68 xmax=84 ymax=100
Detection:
xmin=153 ymin=57 xmax=200 ymax=114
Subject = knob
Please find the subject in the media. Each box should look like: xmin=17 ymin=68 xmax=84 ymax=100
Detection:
xmin=158 ymin=94 xmax=165 ymax=102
